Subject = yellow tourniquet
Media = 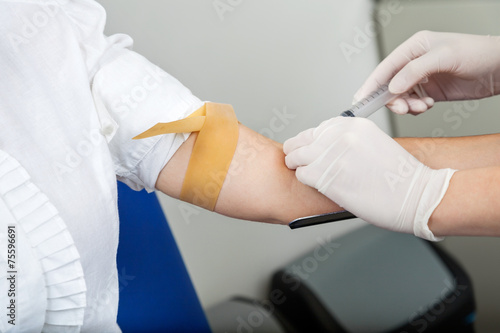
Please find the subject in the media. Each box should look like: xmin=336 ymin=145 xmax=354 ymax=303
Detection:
xmin=133 ymin=103 xmax=239 ymax=211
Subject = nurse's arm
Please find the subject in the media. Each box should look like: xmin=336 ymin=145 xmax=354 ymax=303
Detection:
xmin=156 ymin=124 xmax=342 ymax=225
xmin=396 ymin=135 xmax=500 ymax=170
xmin=396 ymin=134 xmax=500 ymax=237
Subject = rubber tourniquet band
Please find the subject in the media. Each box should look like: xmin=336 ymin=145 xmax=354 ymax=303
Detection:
xmin=133 ymin=103 xmax=239 ymax=211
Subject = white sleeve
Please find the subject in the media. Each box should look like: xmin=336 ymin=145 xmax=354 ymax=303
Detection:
xmin=63 ymin=0 xmax=205 ymax=192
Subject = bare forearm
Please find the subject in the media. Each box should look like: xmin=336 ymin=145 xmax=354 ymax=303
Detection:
xmin=156 ymin=124 xmax=341 ymax=224
xmin=429 ymin=167 xmax=500 ymax=237
xmin=396 ymin=134 xmax=500 ymax=236
xmin=395 ymin=134 xmax=500 ymax=170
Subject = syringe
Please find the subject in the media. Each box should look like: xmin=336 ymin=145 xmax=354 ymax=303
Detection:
xmin=289 ymin=83 xmax=400 ymax=229
xmin=340 ymin=84 xmax=398 ymax=118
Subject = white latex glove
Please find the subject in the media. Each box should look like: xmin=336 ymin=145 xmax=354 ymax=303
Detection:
xmin=354 ymin=31 xmax=500 ymax=115
xmin=284 ymin=117 xmax=456 ymax=241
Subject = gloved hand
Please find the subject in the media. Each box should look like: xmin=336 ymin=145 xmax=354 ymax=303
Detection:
xmin=284 ymin=117 xmax=456 ymax=241
xmin=354 ymin=31 xmax=500 ymax=115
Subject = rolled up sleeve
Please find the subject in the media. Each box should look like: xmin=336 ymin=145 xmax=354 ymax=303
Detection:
xmin=64 ymin=0 xmax=204 ymax=191
xmin=92 ymin=52 xmax=204 ymax=192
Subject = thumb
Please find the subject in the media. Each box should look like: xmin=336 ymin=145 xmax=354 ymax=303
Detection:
xmin=389 ymin=53 xmax=437 ymax=94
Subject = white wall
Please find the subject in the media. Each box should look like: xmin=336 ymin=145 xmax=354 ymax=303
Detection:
xmin=100 ymin=0 xmax=390 ymax=308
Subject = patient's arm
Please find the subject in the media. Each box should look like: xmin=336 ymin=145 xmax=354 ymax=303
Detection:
xmin=156 ymin=124 xmax=341 ymax=225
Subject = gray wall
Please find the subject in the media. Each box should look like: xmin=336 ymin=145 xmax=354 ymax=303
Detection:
xmin=377 ymin=0 xmax=500 ymax=331
xmin=99 ymin=0 xmax=390 ymax=310
xmin=101 ymin=0 xmax=500 ymax=331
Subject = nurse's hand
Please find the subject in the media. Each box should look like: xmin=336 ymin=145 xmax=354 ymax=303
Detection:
xmin=354 ymin=31 xmax=500 ymax=115
xmin=284 ymin=117 xmax=456 ymax=241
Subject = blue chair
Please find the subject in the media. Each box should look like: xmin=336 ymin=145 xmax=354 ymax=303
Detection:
xmin=116 ymin=181 xmax=211 ymax=333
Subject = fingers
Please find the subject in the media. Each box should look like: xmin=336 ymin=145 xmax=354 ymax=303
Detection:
xmin=283 ymin=127 xmax=315 ymax=155
xmin=354 ymin=31 xmax=433 ymax=101
xmin=389 ymin=52 xmax=439 ymax=95
xmin=285 ymin=128 xmax=337 ymax=170
xmin=285 ymin=145 xmax=322 ymax=170
xmin=386 ymin=92 xmax=435 ymax=114
xmin=283 ymin=116 xmax=341 ymax=156
xmin=387 ymin=98 xmax=431 ymax=114
xmin=284 ymin=117 xmax=341 ymax=169
xmin=295 ymin=166 xmax=316 ymax=189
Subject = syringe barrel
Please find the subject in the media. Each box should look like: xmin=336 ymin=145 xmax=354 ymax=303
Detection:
xmin=346 ymin=84 xmax=398 ymax=118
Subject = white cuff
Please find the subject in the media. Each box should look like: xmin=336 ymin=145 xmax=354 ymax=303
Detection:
xmin=413 ymin=168 xmax=456 ymax=242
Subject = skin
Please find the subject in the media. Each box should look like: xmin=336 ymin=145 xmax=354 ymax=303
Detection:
xmin=396 ymin=134 xmax=500 ymax=237
xmin=157 ymin=120 xmax=500 ymax=236
xmin=156 ymin=124 xmax=341 ymax=225
xmin=353 ymin=31 xmax=500 ymax=237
